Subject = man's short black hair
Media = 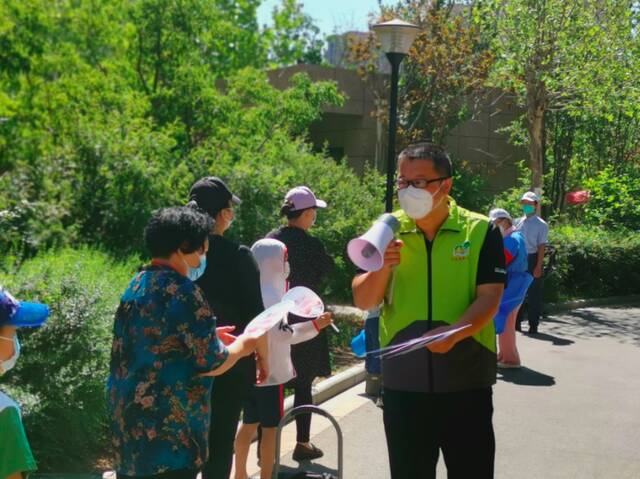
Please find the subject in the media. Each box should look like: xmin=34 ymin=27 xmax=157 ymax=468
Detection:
xmin=398 ymin=142 xmax=453 ymax=178
xmin=144 ymin=206 xmax=212 ymax=258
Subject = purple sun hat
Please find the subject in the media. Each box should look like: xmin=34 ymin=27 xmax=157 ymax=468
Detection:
xmin=284 ymin=186 xmax=327 ymax=212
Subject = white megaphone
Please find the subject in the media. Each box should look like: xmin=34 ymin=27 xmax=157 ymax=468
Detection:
xmin=348 ymin=213 xmax=401 ymax=272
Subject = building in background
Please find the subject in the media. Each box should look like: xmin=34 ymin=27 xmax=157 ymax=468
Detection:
xmin=268 ymin=32 xmax=525 ymax=194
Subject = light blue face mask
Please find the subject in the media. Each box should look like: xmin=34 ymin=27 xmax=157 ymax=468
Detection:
xmin=522 ymin=204 xmax=536 ymax=215
xmin=185 ymin=254 xmax=207 ymax=282
xmin=0 ymin=335 xmax=20 ymax=375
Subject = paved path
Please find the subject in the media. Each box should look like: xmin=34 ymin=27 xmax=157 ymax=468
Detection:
xmin=270 ymin=306 xmax=640 ymax=479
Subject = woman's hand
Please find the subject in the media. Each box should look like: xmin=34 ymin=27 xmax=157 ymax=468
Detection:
xmin=216 ymin=325 xmax=237 ymax=346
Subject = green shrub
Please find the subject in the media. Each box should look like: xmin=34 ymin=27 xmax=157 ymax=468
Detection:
xmin=205 ymin=141 xmax=385 ymax=304
xmin=0 ymin=248 xmax=138 ymax=472
xmin=581 ymin=166 xmax=640 ymax=231
xmin=545 ymin=225 xmax=640 ymax=301
xmin=450 ymin=159 xmax=492 ymax=213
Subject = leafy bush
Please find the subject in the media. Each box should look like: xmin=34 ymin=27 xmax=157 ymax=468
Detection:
xmin=450 ymin=159 xmax=492 ymax=213
xmin=204 ymin=141 xmax=385 ymax=303
xmin=580 ymin=166 xmax=640 ymax=231
xmin=0 ymin=248 xmax=138 ymax=472
xmin=545 ymin=225 xmax=640 ymax=302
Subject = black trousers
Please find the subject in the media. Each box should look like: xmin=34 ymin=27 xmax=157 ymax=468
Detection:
xmin=202 ymin=362 xmax=253 ymax=479
xmin=118 ymin=470 xmax=197 ymax=479
xmin=520 ymin=253 xmax=544 ymax=330
xmin=383 ymin=387 xmax=495 ymax=479
xmin=292 ymin=378 xmax=314 ymax=443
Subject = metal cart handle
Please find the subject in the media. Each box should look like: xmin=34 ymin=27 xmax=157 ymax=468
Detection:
xmin=273 ymin=405 xmax=344 ymax=479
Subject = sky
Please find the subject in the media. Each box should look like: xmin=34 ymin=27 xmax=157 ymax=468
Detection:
xmin=257 ymin=0 xmax=394 ymax=36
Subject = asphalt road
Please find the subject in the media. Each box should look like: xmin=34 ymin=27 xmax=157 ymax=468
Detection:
xmin=274 ymin=306 xmax=640 ymax=479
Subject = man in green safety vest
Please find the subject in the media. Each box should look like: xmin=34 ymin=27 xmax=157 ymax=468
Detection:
xmin=352 ymin=142 xmax=506 ymax=479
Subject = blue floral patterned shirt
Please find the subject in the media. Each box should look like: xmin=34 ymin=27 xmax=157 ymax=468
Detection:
xmin=107 ymin=265 xmax=228 ymax=476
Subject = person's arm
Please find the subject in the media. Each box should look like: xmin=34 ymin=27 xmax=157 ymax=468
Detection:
xmin=255 ymin=334 xmax=269 ymax=384
xmin=426 ymin=224 xmax=505 ymax=354
xmin=237 ymin=246 xmax=266 ymax=323
xmin=202 ymin=334 xmax=258 ymax=377
xmin=178 ymin=284 xmax=257 ymax=376
xmin=426 ymin=283 xmax=503 ymax=354
xmin=533 ymin=244 xmax=545 ymax=278
xmin=289 ymin=312 xmax=333 ymax=345
xmin=533 ymin=221 xmax=548 ymax=278
xmin=351 ymin=240 xmax=403 ymax=310
xmin=313 ymin=237 xmax=336 ymax=277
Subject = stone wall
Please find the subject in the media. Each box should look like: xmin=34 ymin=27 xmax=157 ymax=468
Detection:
xmin=268 ymin=65 xmax=526 ymax=193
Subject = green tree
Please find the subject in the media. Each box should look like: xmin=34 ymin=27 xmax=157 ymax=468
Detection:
xmin=0 ymin=0 xmax=342 ymax=258
xmin=476 ymin=0 xmax=639 ymax=192
xmin=350 ymin=1 xmax=494 ymax=146
xmin=266 ymin=0 xmax=324 ymax=66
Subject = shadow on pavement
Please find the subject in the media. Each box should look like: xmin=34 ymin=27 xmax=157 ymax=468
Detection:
xmin=498 ymin=366 xmax=556 ymax=387
xmin=276 ymin=463 xmax=338 ymax=478
xmin=545 ymin=306 xmax=640 ymax=347
xmin=524 ymin=331 xmax=575 ymax=346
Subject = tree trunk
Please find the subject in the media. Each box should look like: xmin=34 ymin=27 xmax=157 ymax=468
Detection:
xmin=527 ymin=97 xmax=545 ymax=193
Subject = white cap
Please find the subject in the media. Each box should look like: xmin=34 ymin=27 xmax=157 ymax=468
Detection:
xmin=521 ymin=191 xmax=540 ymax=202
xmin=251 ymin=238 xmax=287 ymax=266
xmin=489 ymin=208 xmax=512 ymax=222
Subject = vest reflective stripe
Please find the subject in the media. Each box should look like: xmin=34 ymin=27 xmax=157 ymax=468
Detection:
xmin=380 ymin=200 xmax=496 ymax=354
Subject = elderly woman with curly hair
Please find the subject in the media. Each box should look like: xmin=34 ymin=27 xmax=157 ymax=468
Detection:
xmin=107 ymin=206 xmax=258 ymax=479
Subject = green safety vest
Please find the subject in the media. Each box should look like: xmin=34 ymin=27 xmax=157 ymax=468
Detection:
xmin=380 ymin=199 xmax=498 ymax=393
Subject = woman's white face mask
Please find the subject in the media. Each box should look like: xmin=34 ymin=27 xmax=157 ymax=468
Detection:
xmin=397 ymin=184 xmax=443 ymax=220
xmin=0 ymin=335 xmax=20 ymax=375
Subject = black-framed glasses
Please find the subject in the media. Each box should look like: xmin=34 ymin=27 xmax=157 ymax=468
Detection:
xmin=396 ymin=176 xmax=450 ymax=190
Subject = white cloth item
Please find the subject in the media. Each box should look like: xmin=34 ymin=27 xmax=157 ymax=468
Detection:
xmin=251 ymin=238 xmax=319 ymax=385
xmin=515 ymin=214 xmax=549 ymax=254
xmin=0 ymin=390 xmax=19 ymax=413
xmin=251 ymin=239 xmax=289 ymax=308
xmin=258 ymin=318 xmax=318 ymax=387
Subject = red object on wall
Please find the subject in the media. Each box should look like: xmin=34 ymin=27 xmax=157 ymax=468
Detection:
xmin=565 ymin=190 xmax=590 ymax=205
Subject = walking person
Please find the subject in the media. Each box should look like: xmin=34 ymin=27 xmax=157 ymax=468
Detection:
xmin=187 ymin=177 xmax=267 ymax=479
xmin=266 ymin=186 xmax=334 ymax=462
xmin=352 ymin=142 xmax=505 ymax=479
xmin=489 ymin=208 xmax=533 ymax=368
xmin=515 ymin=191 xmax=549 ymax=334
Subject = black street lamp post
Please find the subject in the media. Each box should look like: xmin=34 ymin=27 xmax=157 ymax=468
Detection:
xmin=372 ymin=19 xmax=420 ymax=213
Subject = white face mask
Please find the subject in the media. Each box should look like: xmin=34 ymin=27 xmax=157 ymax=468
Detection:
xmin=0 ymin=335 xmax=20 ymax=375
xmin=225 ymin=209 xmax=235 ymax=229
xmin=398 ymin=185 xmax=442 ymax=220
